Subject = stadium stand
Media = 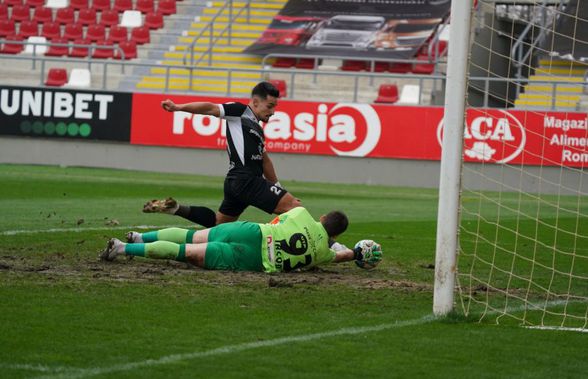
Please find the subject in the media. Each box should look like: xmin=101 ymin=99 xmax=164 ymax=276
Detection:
xmin=514 ymin=57 xmax=587 ymax=110
xmin=0 ymin=0 xmax=449 ymax=104
xmin=129 ymin=0 xmax=284 ymax=94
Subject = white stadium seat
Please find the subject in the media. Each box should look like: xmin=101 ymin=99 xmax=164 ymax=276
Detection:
xmin=66 ymin=68 xmax=91 ymax=88
xmin=120 ymin=10 xmax=143 ymax=28
xmin=46 ymin=0 xmax=69 ymax=9
xmin=398 ymin=84 xmax=421 ymax=105
xmin=24 ymin=36 xmax=48 ymax=55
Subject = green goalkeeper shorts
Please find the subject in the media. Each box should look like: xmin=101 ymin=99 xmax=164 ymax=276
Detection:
xmin=204 ymin=221 xmax=264 ymax=272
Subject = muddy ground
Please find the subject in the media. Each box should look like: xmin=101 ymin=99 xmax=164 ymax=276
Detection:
xmin=0 ymin=252 xmax=433 ymax=292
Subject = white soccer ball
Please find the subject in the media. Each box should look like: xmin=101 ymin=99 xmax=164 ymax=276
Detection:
xmin=354 ymin=239 xmax=382 ymax=270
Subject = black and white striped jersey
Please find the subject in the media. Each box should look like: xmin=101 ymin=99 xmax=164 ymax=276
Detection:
xmin=219 ymin=102 xmax=265 ymax=179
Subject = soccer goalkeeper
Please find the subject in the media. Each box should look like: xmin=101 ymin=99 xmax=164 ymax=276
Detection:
xmin=100 ymin=207 xmax=383 ymax=272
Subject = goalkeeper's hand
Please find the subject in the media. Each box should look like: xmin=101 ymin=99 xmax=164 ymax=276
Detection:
xmin=353 ymin=240 xmax=383 ymax=266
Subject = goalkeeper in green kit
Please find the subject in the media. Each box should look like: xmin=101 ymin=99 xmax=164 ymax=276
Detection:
xmin=100 ymin=207 xmax=383 ymax=272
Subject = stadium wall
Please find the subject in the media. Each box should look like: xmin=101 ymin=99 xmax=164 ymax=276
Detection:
xmin=0 ymin=136 xmax=580 ymax=194
xmin=0 ymin=86 xmax=584 ymax=194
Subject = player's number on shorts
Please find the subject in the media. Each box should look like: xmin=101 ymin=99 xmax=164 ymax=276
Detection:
xmin=270 ymin=185 xmax=282 ymax=195
xmin=279 ymin=233 xmax=312 ymax=272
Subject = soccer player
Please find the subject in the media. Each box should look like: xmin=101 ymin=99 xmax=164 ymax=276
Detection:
xmin=146 ymin=81 xmax=300 ymax=228
xmin=100 ymin=207 xmax=383 ymax=273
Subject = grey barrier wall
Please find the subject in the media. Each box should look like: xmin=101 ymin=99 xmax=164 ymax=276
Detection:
xmin=0 ymin=136 xmax=581 ymax=195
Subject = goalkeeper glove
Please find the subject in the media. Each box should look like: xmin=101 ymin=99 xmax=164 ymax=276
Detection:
xmin=353 ymin=240 xmax=383 ymax=267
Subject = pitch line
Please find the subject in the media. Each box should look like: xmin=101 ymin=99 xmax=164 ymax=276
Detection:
xmin=524 ymin=326 xmax=588 ymax=333
xmin=0 ymin=224 xmax=191 ymax=236
xmin=36 ymin=315 xmax=439 ymax=379
xmin=17 ymin=300 xmax=587 ymax=378
xmin=36 ymin=298 xmax=586 ymax=379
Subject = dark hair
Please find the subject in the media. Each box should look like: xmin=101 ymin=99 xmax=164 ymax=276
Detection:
xmin=251 ymin=81 xmax=280 ymax=99
xmin=321 ymin=210 xmax=349 ymax=238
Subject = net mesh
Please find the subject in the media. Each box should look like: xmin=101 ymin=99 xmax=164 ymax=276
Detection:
xmin=457 ymin=0 xmax=588 ymax=329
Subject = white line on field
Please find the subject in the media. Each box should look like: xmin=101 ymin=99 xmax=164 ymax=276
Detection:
xmin=0 ymin=224 xmax=191 ymax=236
xmin=525 ymin=326 xmax=588 ymax=333
xmin=0 ymin=363 xmax=72 ymax=373
xmin=35 ymin=315 xmax=439 ymax=379
xmin=11 ymin=298 xmax=586 ymax=378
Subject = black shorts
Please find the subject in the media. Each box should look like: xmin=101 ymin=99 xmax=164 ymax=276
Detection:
xmin=219 ymin=176 xmax=288 ymax=217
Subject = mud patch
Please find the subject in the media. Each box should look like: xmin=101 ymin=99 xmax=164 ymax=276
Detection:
xmin=0 ymin=254 xmax=431 ymax=291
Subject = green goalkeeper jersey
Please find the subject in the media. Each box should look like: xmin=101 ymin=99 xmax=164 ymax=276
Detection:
xmin=258 ymin=207 xmax=336 ymax=273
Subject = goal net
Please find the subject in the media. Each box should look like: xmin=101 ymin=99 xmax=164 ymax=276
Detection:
xmin=456 ymin=0 xmax=588 ymax=330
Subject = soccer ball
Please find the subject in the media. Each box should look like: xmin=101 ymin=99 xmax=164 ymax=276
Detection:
xmin=354 ymin=239 xmax=382 ymax=270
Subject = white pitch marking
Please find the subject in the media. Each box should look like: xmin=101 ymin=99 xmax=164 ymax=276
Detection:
xmin=13 ymin=298 xmax=586 ymax=378
xmin=0 ymin=224 xmax=190 ymax=236
xmin=525 ymin=326 xmax=588 ymax=333
xmin=36 ymin=315 xmax=439 ymax=379
xmin=0 ymin=363 xmax=72 ymax=373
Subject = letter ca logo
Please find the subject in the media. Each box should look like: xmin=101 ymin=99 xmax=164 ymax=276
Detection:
xmin=329 ymin=103 xmax=382 ymax=157
xmin=436 ymin=110 xmax=526 ymax=163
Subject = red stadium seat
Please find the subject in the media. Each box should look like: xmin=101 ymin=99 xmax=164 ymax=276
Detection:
xmin=26 ymin=0 xmax=45 ymax=7
xmin=33 ymin=6 xmax=53 ymax=23
xmin=272 ymin=57 xmax=296 ymax=68
xmin=341 ymin=60 xmax=367 ymax=71
xmin=0 ymin=20 xmax=16 ymax=38
xmin=69 ymin=0 xmax=89 ymax=10
xmin=130 ymin=25 xmax=149 ymax=44
xmin=45 ymin=67 xmax=68 ymax=86
xmin=68 ymin=38 xmax=90 ymax=57
xmin=77 ymin=8 xmax=97 ymax=26
xmin=269 ymin=79 xmax=287 ymax=98
xmin=44 ymin=37 xmax=68 ymax=55
xmin=144 ymin=11 xmax=163 ymax=29
xmin=63 ymin=23 xmax=83 ymax=41
xmin=295 ymin=58 xmax=315 ymax=69
xmin=11 ymin=4 xmax=31 ymax=22
xmin=412 ymin=55 xmax=435 ymax=74
xmin=4 ymin=0 xmax=23 ymax=6
xmin=114 ymin=39 xmax=136 ymax=59
xmin=135 ymin=0 xmax=154 ymax=13
xmin=0 ymin=4 xmax=8 ymax=20
xmin=373 ymin=61 xmax=389 ymax=72
xmin=0 ymin=34 xmax=24 ymax=54
xmin=113 ymin=0 xmax=133 ymax=12
xmin=91 ymin=40 xmax=113 ymax=58
xmin=157 ymin=0 xmax=176 ymax=15
xmin=86 ymin=23 xmax=105 ymax=41
xmin=92 ymin=0 xmax=111 ymax=11
xmin=374 ymin=84 xmax=399 ymax=104
xmin=55 ymin=7 xmax=75 ymax=25
xmin=18 ymin=20 xmax=39 ymax=38
xmin=99 ymin=9 xmax=119 ymax=27
xmin=41 ymin=21 xmax=61 ymax=39
xmin=108 ymin=25 xmax=127 ymax=43
xmin=389 ymin=62 xmax=412 ymax=73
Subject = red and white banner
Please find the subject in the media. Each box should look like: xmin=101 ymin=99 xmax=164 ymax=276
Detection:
xmin=130 ymin=93 xmax=588 ymax=167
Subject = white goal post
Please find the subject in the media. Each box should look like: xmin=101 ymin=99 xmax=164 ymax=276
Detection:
xmin=433 ymin=0 xmax=474 ymax=315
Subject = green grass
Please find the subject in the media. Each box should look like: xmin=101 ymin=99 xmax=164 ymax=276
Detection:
xmin=0 ymin=164 xmax=586 ymax=379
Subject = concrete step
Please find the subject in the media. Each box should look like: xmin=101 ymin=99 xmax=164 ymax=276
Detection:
xmin=190 ymin=22 xmax=267 ymax=31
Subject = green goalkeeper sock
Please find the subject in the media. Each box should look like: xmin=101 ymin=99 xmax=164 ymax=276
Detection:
xmin=141 ymin=228 xmax=196 ymax=243
xmin=125 ymin=241 xmax=186 ymax=262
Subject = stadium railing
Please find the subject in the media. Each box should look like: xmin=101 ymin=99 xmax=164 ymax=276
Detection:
xmin=1 ymin=48 xmax=582 ymax=110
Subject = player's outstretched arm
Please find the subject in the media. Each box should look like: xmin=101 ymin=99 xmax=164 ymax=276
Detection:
xmin=161 ymin=99 xmax=220 ymax=117
xmin=333 ymin=248 xmax=356 ymax=263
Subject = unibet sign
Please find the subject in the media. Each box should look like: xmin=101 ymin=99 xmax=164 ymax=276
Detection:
xmin=0 ymin=86 xmax=132 ymax=142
